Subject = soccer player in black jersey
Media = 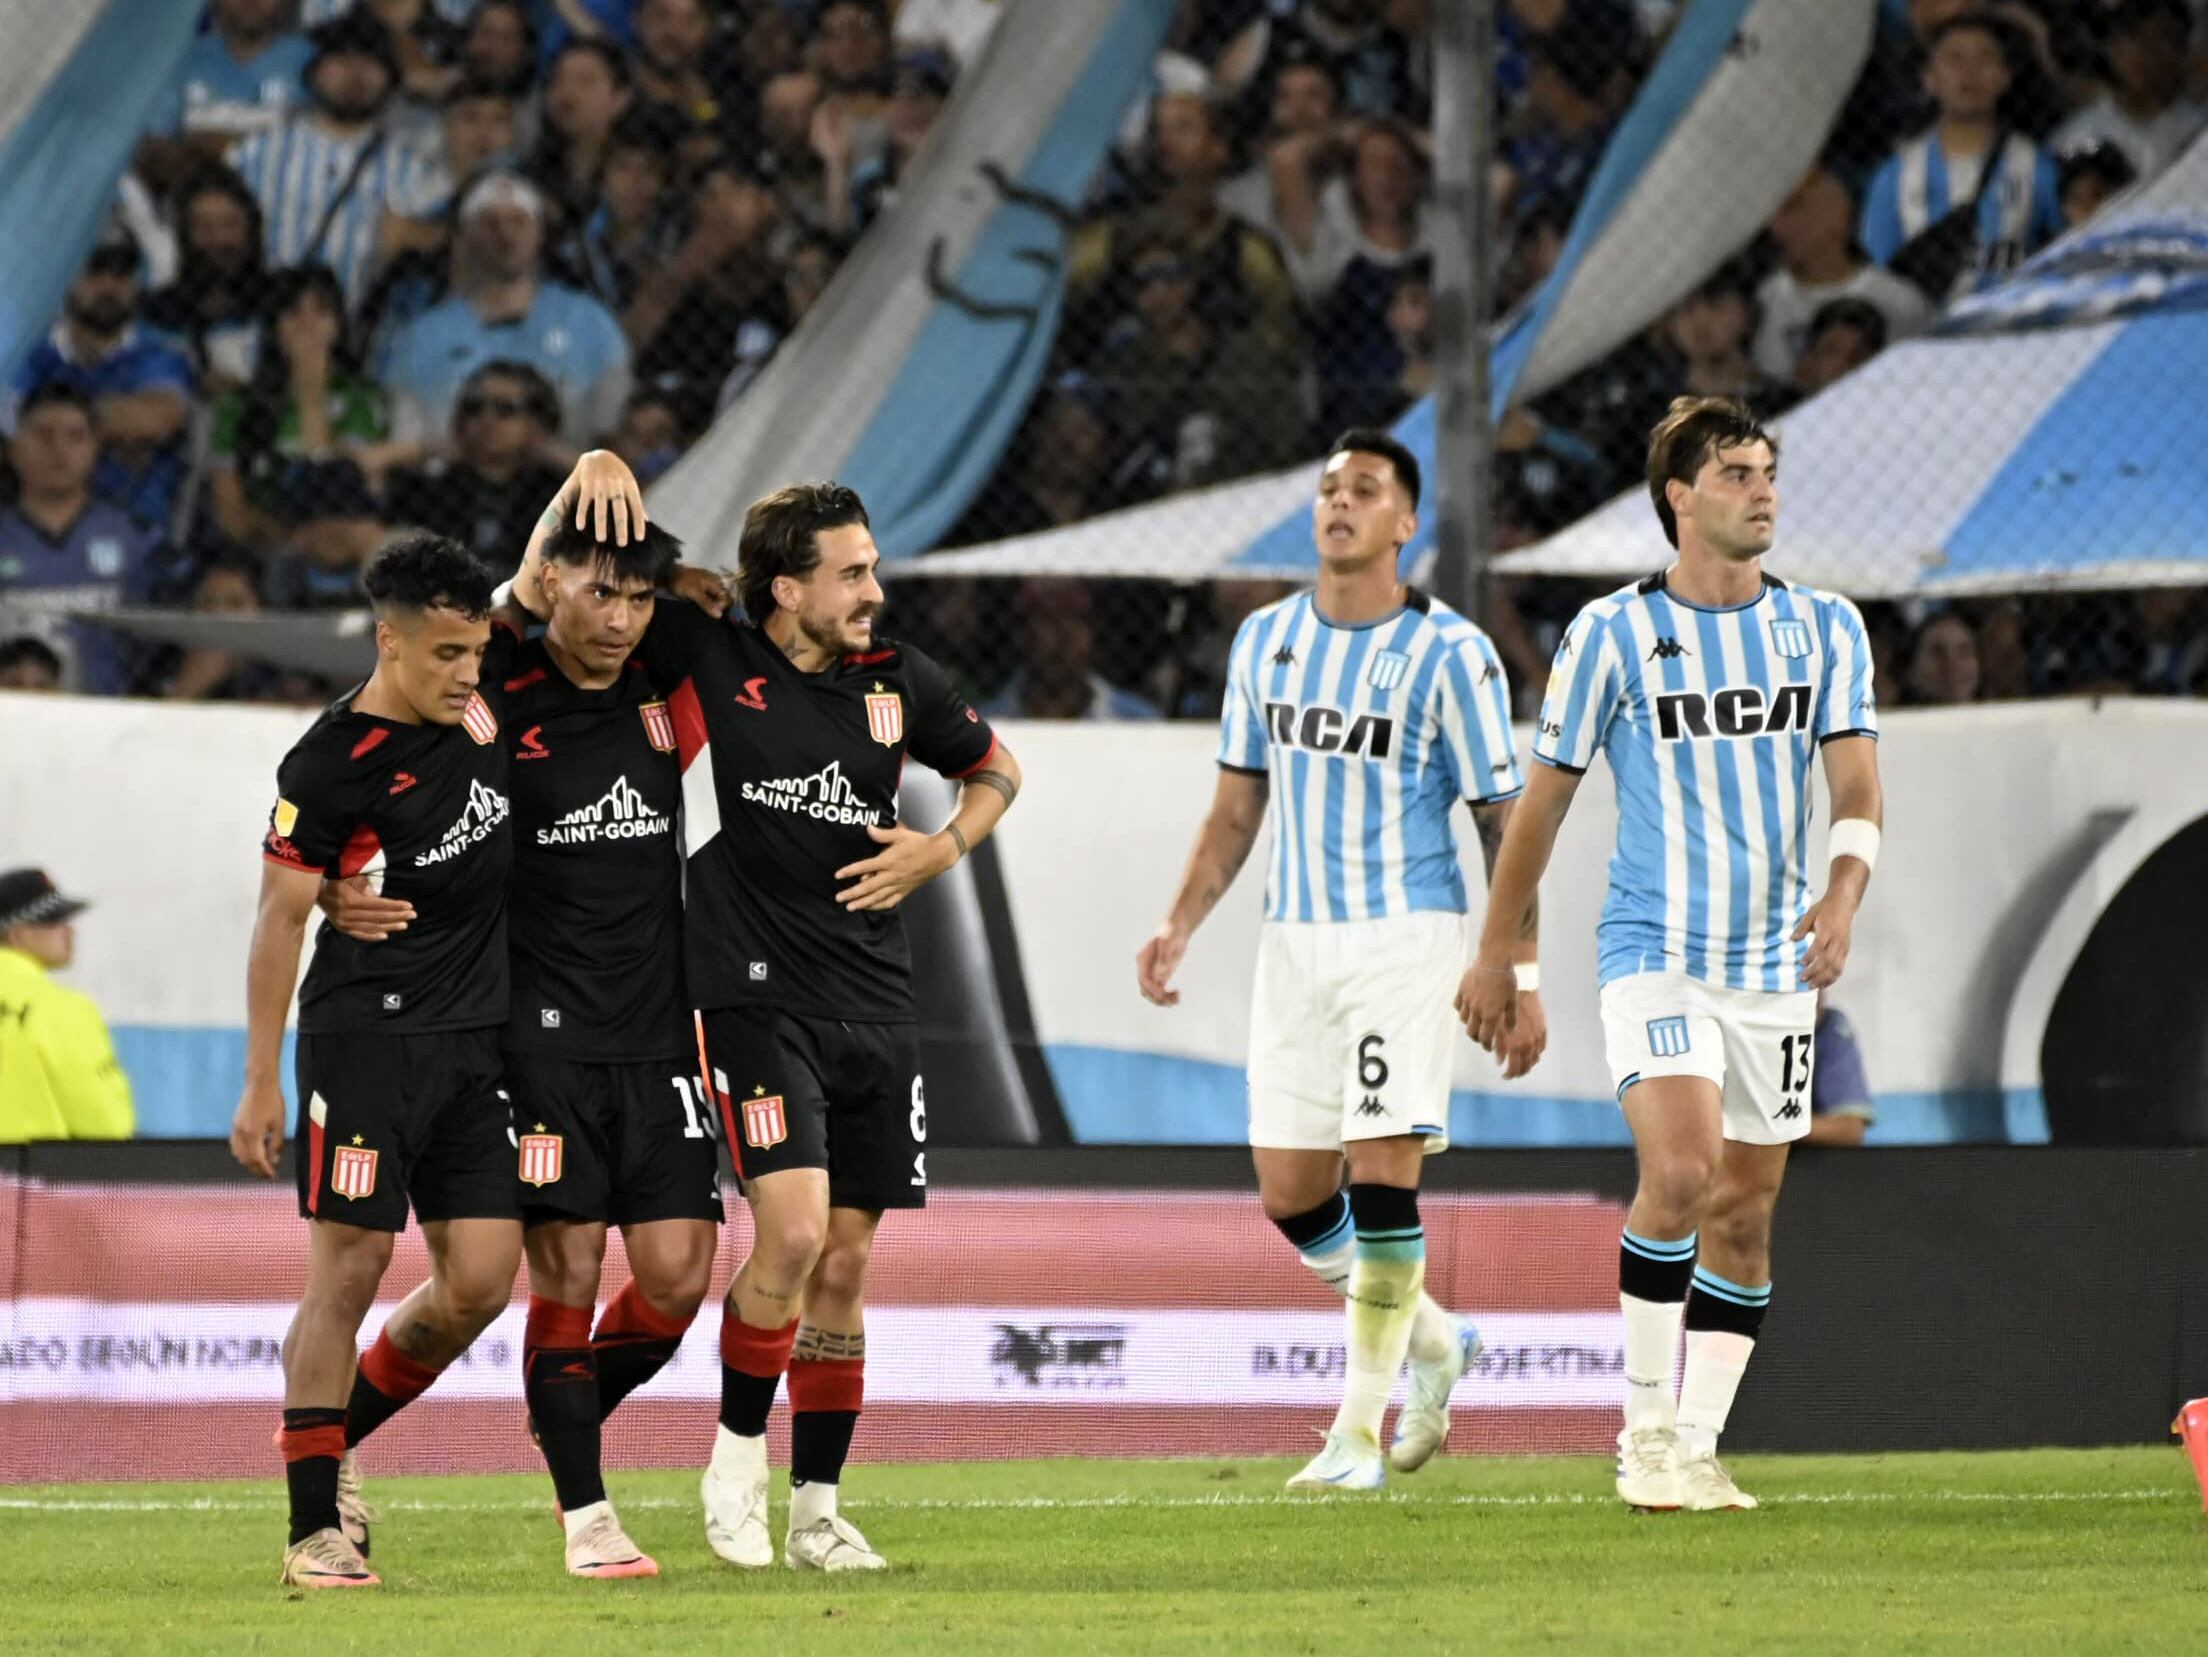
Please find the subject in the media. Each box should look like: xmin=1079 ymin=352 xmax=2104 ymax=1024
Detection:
xmin=318 ymin=460 xmax=728 ymax=1578
xmin=515 ymin=470 xmax=1022 ymax=1571
xmin=232 ymin=535 xmax=524 ymax=1589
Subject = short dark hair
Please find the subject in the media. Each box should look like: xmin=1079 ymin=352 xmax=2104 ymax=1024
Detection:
xmin=0 ymin=635 xmax=63 ymax=679
xmin=1326 ymin=428 xmax=1422 ymax=508
xmin=543 ymin=517 xmax=684 ymax=589
xmin=1644 ymin=395 xmax=1778 ymax=548
xmin=2106 ymin=0 xmax=2191 ymax=39
xmin=460 ymin=359 xmax=562 ymax=432
xmin=16 ymin=383 xmax=94 ymax=424
xmin=363 ymin=532 xmax=494 ymax=619
xmin=1807 ymin=296 xmax=1889 ymax=353
xmin=444 ymin=73 xmax=518 ymax=109
xmin=549 ymin=36 xmax=631 ymax=88
xmin=2059 ymin=139 xmax=2137 ymax=198
xmin=736 ymin=483 xmax=871 ymax=620
xmin=1923 ymin=13 xmax=2011 ymax=58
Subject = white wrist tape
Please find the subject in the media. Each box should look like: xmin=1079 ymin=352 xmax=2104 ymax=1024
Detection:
xmin=1513 ymin=961 xmax=1540 ymax=993
xmin=1828 ymin=818 xmax=1880 ymax=872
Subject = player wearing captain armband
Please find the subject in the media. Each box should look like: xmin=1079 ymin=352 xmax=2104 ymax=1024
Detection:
xmin=1461 ymin=396 xmax=1883 ymax=1514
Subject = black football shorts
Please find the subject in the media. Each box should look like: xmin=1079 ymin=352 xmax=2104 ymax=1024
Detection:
xmin=504 ymin=1051 xmax=726 ymax=1229
xmin=698 ymin=1007 xmax=927 ymax=1211
xmin=294 ymin=1028 xmax=519 ymax=1232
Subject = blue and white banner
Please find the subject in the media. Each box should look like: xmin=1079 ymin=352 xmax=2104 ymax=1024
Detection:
xmin=0 ymin=1 xmax=200 ymax=380
xmin=650 ymin=0 xmax=1177 ymax=562
xmin=916 ymin=0 xmax=1878 ymax=582
xmin=1500 ymin=134 xmax=2208 ymax=597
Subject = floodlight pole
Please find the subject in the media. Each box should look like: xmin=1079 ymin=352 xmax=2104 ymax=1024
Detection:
xmin=1428 ymin=0 xmax=1496 ymax=622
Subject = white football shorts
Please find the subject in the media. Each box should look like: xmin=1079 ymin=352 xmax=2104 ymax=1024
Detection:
xmin=1247 ymin=911 xmax=1462 ymax=1155
xmin=1599 ymin=969 xmax=1817 ymax=1145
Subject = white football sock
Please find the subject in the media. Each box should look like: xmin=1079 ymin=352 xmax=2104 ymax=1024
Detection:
xmin=1675 ymin=1329 xmax=1755 ymax=1462
xmin=1296 ymin=1233 xmax=1454 ymax=1363
xmin=561 ymin=1500 xmax=611 ymax=1542
xmin=1620 ymin=1293 xmax=1687 ymax=1433
xmin=789 ymin=1479 xmax=837 ymax=1531
xmin=710 ymin=1425 xmax=767 ymax=1478
xmin=1332 ymin=1253 xmax=1426 ymax=1444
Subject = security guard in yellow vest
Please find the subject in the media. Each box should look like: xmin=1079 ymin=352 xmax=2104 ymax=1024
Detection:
xmin=0 ymin=868 xmax=134 ymax=1142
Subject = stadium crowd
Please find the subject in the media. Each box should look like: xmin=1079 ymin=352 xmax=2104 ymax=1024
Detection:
xmin=0 ymin=0 xmax=2202 ymax=716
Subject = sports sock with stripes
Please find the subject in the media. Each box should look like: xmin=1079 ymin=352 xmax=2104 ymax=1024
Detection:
xmin=1272 ymin=1190 xmax=1456 ymax=1363
xmin=279 ymin=1406 xmax=347 ymax=1545
xmin=788 ymin=1324 xmax=865 ymax=1530
xmin=1618 ymin=1227 xmax=1697 ymax=1433
xmin=345 ymin=1329 xmax=446 ymax=1448
xmin=1676 ymin=1265 xmax=1770 ymax=1462
xmin=593 ymin=1280 xmax=696 ymax=1421
xmin=1331 ymin=1183 xmax=1426 ymax=1445
xmin=718 ymin=1311 xmax=798 ymax=1438
xmin=523 ymin=1295 xmax=605 ymax=1512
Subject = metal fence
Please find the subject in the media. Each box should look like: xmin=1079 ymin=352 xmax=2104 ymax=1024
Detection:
xmin=0 ymin=0 xmax=2202 ymax=717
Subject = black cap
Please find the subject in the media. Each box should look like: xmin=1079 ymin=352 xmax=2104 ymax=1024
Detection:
xmin=0 ymin=869 xmax=88 ymax=930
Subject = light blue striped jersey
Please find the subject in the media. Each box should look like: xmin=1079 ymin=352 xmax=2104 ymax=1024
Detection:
xmin=1534 ymin=569 xmax=1878 ymax=992
xmin=1220 ymin=587 xmax=1523 ymax=924
xmin=229 ymin=116 xmax=429 ymax=309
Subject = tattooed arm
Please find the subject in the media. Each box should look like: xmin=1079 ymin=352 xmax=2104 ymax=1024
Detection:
xmin=1470 ymin=798 xmax=1540 ymax=960
xmin=1136 ymin=768 xmax=1269 ymax=1007
xmin=835 ymin=744 xmax=1023 ymax=913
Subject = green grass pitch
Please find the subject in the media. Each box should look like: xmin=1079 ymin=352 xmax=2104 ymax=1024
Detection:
xmin=7 ymin=1448 xmax=2201 ymax=1654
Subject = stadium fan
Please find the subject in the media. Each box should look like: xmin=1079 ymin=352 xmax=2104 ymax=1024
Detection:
xmin=9 ymin=237 xmax=196 ymax=533
xmin=207 ymin=263 xmax=392 ymax=553
xmin=228 ymin=13 xmax=415 ymax=313
xmin=383 ymin=360 xmax=571 ymax=571
xmin=380 ymin=77 xmax=525 ymax=258
xmin=0 ymin=385 xmax=166 ymax=695
xmin=1789 ymin=297 xmax=1893 ymax=399
xmin=2052 ymin=0 xmax=2205 ymax=185
xmin=529 ymin=40 xmax=636 ymax=237
xmin=143 ymin=0 xmax=313 ymax=172
xmin=379 ymin=169 xmax=633 ymax=450
xmin=1139 ymin=430 xmax=1537 ymax=1491
xmin=982 ymin=577 xmax=1162 ymax=722
xmin=1464 ymin=395 xmax=1883 ymax=1512
xmin=0 ymin=635 xmax=64 ymax=693
xmin=1860 ymin=13 xmax=2061 ymax=298
xmin=1751 ymin=168 xmax=1930 ymax=385
xmin=142 ymin=166 xmax=272 ymax=394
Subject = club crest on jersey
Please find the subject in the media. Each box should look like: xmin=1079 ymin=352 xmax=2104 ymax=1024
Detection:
xmin=865 ymin=685 xmax=903 ymax=746
xmin=461 ymin=692 xmax=498 ymax=745
xmin=331 ymin=1145 xmax=379 ymax=1200
xmin=742 ymin=1090 xmax=788 ymax=1149
xmin=640 ymin=700 xmax=676 ymax=751
xmin=1770 ymin=619 xmax=1814 ymax=659
xmin=1366 ymin=650 xmax=1411 ymax=692
xmin=518 ymin=1130 xmax=564 ymax=1187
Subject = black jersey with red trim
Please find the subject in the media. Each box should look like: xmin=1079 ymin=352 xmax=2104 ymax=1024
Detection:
xmin=634 ymin=602 xmax=997 ymax=1022
xmin=500 ymin=637 xmax=688 ymax=1061
xmin=261 ymin=637 xmax=516 ymax=1036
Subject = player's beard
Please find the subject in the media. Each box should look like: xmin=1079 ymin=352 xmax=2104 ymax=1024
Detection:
xmin=800 ymin=603 xmax=876 ymax=656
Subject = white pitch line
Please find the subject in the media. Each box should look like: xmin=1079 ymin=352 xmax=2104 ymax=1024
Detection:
xmin=0 ymin=1488 xmax=2187 ymax=1516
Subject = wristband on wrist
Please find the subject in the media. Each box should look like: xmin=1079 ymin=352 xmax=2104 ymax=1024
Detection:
xmin=1513 ymin=961 xmax=1540 ymax=993
xmin=1828 ymin=818 xmax=1880 ymax=872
